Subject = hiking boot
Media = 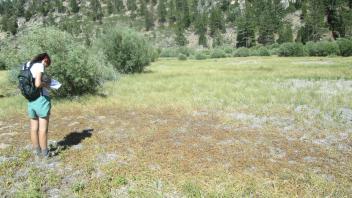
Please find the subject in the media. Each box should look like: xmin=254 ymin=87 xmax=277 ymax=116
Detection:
xmin=33 ymin=147 xmax=41 ymax=157
xmin=42 ymin=148 xmax=50 ymax=158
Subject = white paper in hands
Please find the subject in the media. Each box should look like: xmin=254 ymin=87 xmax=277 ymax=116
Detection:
xmin=50 ymin=79 xmax=62 ymax=90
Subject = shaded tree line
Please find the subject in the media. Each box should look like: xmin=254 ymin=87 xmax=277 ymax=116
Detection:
xmin=1 ymin=0 xmax=351 ymax=48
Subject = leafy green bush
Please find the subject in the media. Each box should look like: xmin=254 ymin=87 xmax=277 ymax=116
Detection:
xmin=178 ymin=53 xmax=187 ymax=60
xmin=210 ymin=49 xmax=226 ymax=58
xmin=195 ymin=52 xmax=208 ymax=60
xmin=4 ymin=27 xmax=112 ymax=97
xmin=233 ymin=47 xmax=250 ymax=57
xmin=305 ymin=41 xmax=340 ymax=56
xmin=336 ymin=38 xmax=352 ymax=57
xmin=278 ymin=42 xmax=305 ymax=57
xmin=98 ymin=28 xmax=154 ymax=73
xmin=159 ymin=48 xmax=179 ymax=57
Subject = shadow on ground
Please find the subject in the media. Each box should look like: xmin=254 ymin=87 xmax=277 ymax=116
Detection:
xmin=49 ymin=129 xmax=93 ymax=156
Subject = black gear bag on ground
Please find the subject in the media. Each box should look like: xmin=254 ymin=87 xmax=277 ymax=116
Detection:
xmin=18 ymin=62 xmax=41 ymax=101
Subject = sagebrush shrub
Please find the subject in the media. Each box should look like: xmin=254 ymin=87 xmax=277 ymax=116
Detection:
xmin=4 ymin=27 xmax=111 ymax=97
xmin=210 ymin=49 xmax=226 ymax=58
xmin=159 ymin=48 xmax=179 ymax=57
xmin=337 ymin=38 xmax=352 ymax=57
xmin=178 ymin=54 xmax=187 ymax=60
xmin=222 ymin=45 xmax=234 ymax=54
xmin=98 ymin=28 xmax=154 ymax=73
xmin=256 ymin=47 xmax=271 ymax=56
xmin=306 ymin=41 xmax=340 ymax=56
xmin=178 ymin=47 xmax=194 ymax=57
xmin=0 ymin=60 xmax=5 ymax=70
xmin=195 ymin=52 xmax=207 ymax=60
xmin=278 ymin=42 xmax=305 ymax=57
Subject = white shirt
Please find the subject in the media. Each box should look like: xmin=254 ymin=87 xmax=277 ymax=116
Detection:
xmin=26 ymin=62 xmax=49 ymax=96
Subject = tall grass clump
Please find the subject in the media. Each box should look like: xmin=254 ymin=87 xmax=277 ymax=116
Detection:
xmin=336 ymin=38 xmax=352 ymax=57
xmin=2 ymin=27 xmax=110 ymax=97
xmin=278 ymin=42 xmax=305 ymax=57
xmin=305 ymin=41 xmax=340 ymax=56
xmin=98 ymin=28 xmax=154 ymax=73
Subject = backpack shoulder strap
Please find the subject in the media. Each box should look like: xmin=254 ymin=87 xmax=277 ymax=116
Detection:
xmin=27 ymin=61 xmax=34 ymax=70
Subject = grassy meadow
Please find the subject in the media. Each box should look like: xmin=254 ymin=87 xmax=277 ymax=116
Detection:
xmin=0 ymin=57 xmax=352 ymax=197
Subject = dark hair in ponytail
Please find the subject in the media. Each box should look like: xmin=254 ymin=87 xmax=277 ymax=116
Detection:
xmin=30 ymin=53 xmax=51 ymax=65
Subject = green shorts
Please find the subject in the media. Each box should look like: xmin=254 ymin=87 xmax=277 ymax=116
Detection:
xmin=28 ymin=96 xmax=51 ymax=119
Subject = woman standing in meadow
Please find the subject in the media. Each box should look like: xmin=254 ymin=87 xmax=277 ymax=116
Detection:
xmin=26 ymin=53 xmax=52 ymax=158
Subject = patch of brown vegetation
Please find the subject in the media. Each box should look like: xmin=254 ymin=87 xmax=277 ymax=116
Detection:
xmin=1 ymin=105 xmax=351 ymax=195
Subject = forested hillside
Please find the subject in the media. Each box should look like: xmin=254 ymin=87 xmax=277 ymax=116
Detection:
xmin=0 ymin=0 xmax=352 ymax=48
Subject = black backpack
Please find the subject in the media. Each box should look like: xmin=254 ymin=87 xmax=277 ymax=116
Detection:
xmin=18 ymin=62 xmax=41 ymax=101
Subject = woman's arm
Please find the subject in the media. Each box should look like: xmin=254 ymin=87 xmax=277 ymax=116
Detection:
xmin=35 ymin=72 xmax=49 ymax=88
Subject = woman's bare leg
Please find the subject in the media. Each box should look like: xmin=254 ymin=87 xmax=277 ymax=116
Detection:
xmin=38 ymin=116 xmax=49 ymax=155
xmin=30 ymin=118 xmax=39 ymax=148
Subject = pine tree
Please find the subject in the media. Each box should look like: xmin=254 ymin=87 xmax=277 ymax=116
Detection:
xmin=277 ymin=23 xmax=293 ymax=44
xmin=324 ymin=0 xmax=352 ymax=38
xmin=39 ymin=0 xmax=51 ymax=16
xmin=175 ymin=22 xmax=188 ymax=46
xmin=139 ymin=0 xmax=147 ymax=16
xmin=0 ymin=0 xmax=13 ymax=15
xmin=129 ymin=0 xmax=138 ymax=18
xmin=151 ymin=0 xmax=157 ymax=6
xmin=107 ymin=0 xmax=114 ymax=15
xmin=195 ymin=13 xmax=208 ymax=47
xmin=158 ymin=0 xmax=167 ymax=24
xmin=175 ymin=0 xmax=191 ymax=28
xmin=227 ymin=1 xmax=241 ymax=23
xmin=341 ymin=0 xmax=352 ymax=36
xmin=1 ymin=14 xmax=18 ymax=35
xmin=212 ymin=30 xmax=224 ymax=48
xmin=168 ymin=0 xmax=177 ymax=24
xmin=272 ymin=0 xmax=285 ymax=30
xmin=209 ymin=8 xmax=226 ymax=37
xmin=55 ymin=0 xmax=66 ymax=13
xmin=90 ymin=0 xmax=104 ymax=23
xmin=257 ymin=6 xmax=275 ymax=45
xmin=14 ymin=0 xmax=25 ymax=17
xmin=236 ymin=15 xmax=256 ymax=48
xmin=189 ymin=0 xmax=198 ymax=24
xmin=220 ymin=0 xmax=230 ymax=11
xmin=69 ymin=0 xmax=79 ymax=13
xmin=113 ymin=0 xmax=124 ymax=12
xmin=145 ymin=6 xmax=155 ymax=31
xmin=298 ymin=0 xmax=326 ymax=42
xmin=127 ymin=0 xmax=137 ymax=17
